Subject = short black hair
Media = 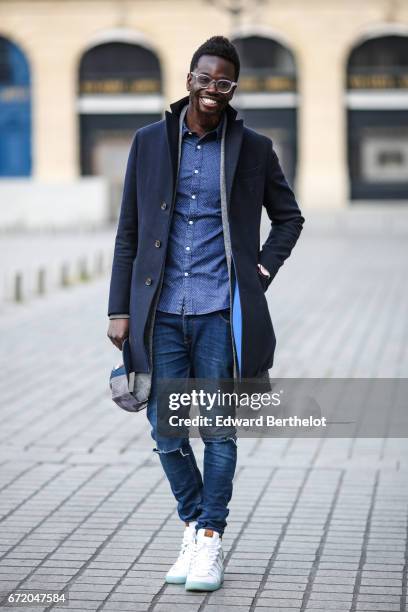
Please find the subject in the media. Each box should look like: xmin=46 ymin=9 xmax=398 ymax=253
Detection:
xmin=190 ymin=35 xmax=240 ymax=80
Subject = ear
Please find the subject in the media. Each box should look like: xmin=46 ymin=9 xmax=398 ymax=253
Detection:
xmin=186 ymin=72 xmax=192 ymax=92
xmin=227 ymin=84 xmax=237 ymax=102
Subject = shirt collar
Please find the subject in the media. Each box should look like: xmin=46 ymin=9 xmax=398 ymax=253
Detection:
xmin=182 ymin=112 xmax=224 ymax=141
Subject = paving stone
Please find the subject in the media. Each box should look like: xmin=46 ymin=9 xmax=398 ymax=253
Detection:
xmin=255 ymin=609 xmax=302 ymax=612
xmin=105 ymin=591 xmax=154 ymax=602
xmin=204 ymin=607 xmax=254 ymax=612
xmin=263 ymin=583 xmax=305 ymax=592
xmin=255 ymin=599 xmax=301 ymax=608
xmin=358 ymin=585 xmax=401 ymax=594
xmin=206 ymin=594 xmax=254 ymax=605
xmin=152 ymin=605 xmax=202 ymax=612
xmin=305 ymin=604 xmax=351 ymax=611
xmin=310 ymin=583 xmax=354 ymax=593
xmin=356 ymin=604 xmax=400 ymax=611
xmin=357 ymin=593 xmax=401 ymax=603
xmin=102 ymin=604 xmax=150 ymax=611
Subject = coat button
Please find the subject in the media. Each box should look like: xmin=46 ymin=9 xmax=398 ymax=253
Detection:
xmin=160 ymin=201 xmax=167 ymax=210
xmin=154 ymin=239 xmax=161 ymax=248
xmin=145 ymin=277 xmax=152 ymax=286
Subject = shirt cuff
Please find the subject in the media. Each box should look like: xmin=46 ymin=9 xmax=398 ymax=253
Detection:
xmin=109 ymin=314 xmax=130 ymax=319
xmin=257 ymin=263 xmax=271 ymax=278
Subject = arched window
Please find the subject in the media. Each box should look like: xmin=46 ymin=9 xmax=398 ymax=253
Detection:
xmin=346 ymin=35 xmax=408 ymax=200
xmin=0 ymin=36 xmax=31 ymax=176
xmin=232 ymin=35 xmax=298 ymax=186
xmin=79 ymin=41 xmax=162 ymax=97
xmin=78 ymin=38 xmax=163 ymax=218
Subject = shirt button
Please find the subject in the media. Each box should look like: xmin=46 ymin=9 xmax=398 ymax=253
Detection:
xmin=188 ymin=131 xmax=192 ymax=135
xmin=197 ymin=145 xmax=201 ymax=150
xmin=191 ymin=194 xmax=196 ymax=199
xmin=160 ymin=201 xmax=167 ymax=210
xmin=194 ymin=169 xmax=198 ymax=174
xmin=185 ymin=246 xmax=190 ymax=251
xmin=154 ymin=240 xmax=161 ymax=248
xmin=145 ymin=277 xmax=152 ymax=286
xmin=188 ymin=220 xmax=193 ymax=225
xmin=184 ymin=272 xmax=189 ymax=277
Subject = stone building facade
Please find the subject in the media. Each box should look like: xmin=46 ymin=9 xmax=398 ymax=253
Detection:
xmin=0 ymin=0 xmax=407 ymax=227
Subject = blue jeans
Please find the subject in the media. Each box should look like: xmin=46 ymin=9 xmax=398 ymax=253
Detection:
xmin=146 ymin=308 xmax=237 ymax=536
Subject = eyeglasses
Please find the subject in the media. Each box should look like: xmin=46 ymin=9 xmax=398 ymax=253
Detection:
xmin=190 ymin=72 xmax=237 ymax=94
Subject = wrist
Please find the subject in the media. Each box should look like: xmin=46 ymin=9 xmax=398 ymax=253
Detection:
xmin=257 ymin=263 xmax=270 ymax=277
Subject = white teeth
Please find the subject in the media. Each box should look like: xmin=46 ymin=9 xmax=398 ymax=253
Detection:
xmin=201 ymin=97 xmax=217 ymax=105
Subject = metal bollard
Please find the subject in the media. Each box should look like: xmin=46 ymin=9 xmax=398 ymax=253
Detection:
xmin=61 ymin=263 xmax=70 ymax=287
xmin=95 ymin=251 xmax=104 ymax=276
xmin=38 ymin=267 xmax=46 ymax=295
xmin=14 ymin=272 xmax=23 ymax=302
xmin=79 ymin=257 xmax=90 ymax=282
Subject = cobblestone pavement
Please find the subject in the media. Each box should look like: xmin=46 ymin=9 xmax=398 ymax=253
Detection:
xmin=0 ymin=214 xmax=407 ymax=611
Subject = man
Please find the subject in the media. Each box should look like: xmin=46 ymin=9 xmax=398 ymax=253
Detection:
xmin=107 ymin=36 xmax=304 ymax=592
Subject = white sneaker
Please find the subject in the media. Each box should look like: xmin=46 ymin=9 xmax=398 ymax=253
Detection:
xmin=185 ymin=528 xmax=224 ymax=591
xmin=165 ymin=521 xmax=198 ymax=584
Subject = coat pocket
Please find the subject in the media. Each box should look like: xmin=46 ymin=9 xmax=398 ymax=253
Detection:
xmin=257 ymin=268 xmax=272 ymax=292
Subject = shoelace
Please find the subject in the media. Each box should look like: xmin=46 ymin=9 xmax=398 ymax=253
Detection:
xmin=176 ymin=529 xmax=194 ymax=562
xmin=189 ymin=540 xmax=221 ymax=576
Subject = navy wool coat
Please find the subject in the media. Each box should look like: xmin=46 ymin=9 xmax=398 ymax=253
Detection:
xmin=108 ymin=95 xmax=304 ymax=388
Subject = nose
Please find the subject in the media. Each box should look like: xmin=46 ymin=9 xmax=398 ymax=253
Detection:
xmin=206 ymin=79 xmax=217 ymax=94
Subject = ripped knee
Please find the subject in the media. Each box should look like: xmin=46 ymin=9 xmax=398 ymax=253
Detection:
xmin=201 ymin=434 xmax=238 ymax=447
xmin=152 ymin=445 xmax=190 ymax=456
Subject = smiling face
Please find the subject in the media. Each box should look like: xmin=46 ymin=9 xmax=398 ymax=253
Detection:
xmin=186 ymin=54 xmax=237 ymax=123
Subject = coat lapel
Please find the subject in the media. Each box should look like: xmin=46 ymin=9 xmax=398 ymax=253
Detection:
xmin=224 ymin=109 xmax=244 ymax=212
xmin=165 ymin=109 xmax=180 ymax=193
xmin=165 ymin=96 xmax=190 ymax=194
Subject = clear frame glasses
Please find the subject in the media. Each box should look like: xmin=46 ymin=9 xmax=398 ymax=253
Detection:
xmin=190 ymin=72 xmax=237 ymax=94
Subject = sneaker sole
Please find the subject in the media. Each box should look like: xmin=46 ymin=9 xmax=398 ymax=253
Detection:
xmin=185 ymin=577 xmax=223 ymax=591
xmin=165 ymin=575 xmax=186 ymax=584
